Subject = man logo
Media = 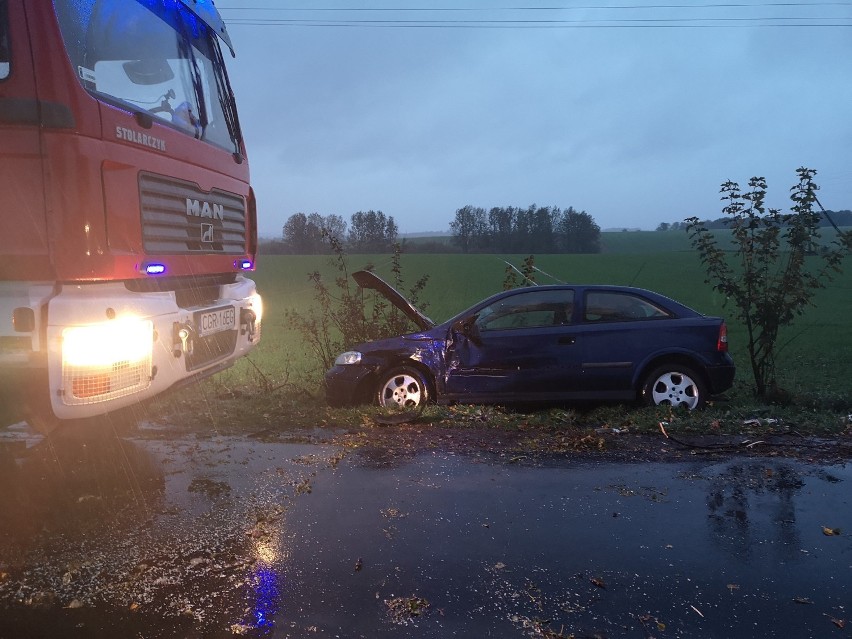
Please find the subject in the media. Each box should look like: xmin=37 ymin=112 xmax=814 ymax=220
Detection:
xmin=201 ymin=223 xmax=214 ymax=243
xmin=186 ymin=198 xmax=224 ymax=220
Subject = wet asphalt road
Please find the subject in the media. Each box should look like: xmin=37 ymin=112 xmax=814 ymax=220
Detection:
xmin=0 ymin=421 xmax=850 ymax=638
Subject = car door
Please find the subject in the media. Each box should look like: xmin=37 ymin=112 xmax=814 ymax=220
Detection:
xmin=444 ymin=288 xmax=580 ymax=401
xmin=572 ymin=289 xmax=675 ymax=394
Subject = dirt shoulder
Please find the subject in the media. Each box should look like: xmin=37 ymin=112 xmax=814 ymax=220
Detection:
xmin=324 ymin=420 xmax=852 ymax=467
xmin=140 ymin=389 xmax=852 ymax=467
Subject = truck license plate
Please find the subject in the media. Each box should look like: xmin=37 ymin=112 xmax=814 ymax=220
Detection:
xmin=196 ymin=306 xmax=236 ymax=337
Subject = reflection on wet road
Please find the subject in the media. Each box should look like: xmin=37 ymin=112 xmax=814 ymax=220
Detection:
xmin=0 ymin=423 xmax=850 ymax=638
xmin=283 ymin=451 xmax=852 ymax=638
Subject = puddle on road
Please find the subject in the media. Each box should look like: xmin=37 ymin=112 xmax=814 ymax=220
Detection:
xmin=0 ymin=425 xmax=336 ymax=638
xmin=0 ymin=427 xmax=850 ymax=638
xmin=279 ymin=452 xmax=852 ymax=638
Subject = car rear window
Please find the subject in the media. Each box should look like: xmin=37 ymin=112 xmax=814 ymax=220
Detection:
xmin=583 ymin=291 xmax=671 ymax=322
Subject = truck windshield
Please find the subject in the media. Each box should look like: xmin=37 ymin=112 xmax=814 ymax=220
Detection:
xmin=0 ymin=0 xmax=9 ymax=80
xmin=52 ymin=0 xmax=242 ymax=153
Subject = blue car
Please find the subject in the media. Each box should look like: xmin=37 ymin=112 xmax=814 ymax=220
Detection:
xmin=326 ymin=271 xmax=735 ymax=411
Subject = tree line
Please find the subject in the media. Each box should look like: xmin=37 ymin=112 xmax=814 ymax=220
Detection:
xmin=273 ymin=210 xmax=398 ymax=254
xmin=657 ymin=209 xmax=852 ymax=232
xmin=450 ymin=205 xmax=601 ymax=254
xmin=267 ymin=205 xmax=602 ymax=255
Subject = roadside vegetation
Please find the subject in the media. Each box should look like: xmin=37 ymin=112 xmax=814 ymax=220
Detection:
xmin=687 ymin=168 xmax=852 ymax=399
xmin=152 ymin=212 xmax=852 ymax=446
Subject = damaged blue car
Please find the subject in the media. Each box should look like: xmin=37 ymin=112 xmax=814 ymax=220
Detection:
xmin=325 ymin=271 xmax=735 ymax=411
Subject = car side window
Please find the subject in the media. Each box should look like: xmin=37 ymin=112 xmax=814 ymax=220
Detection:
xmin=0 ymin=0 xmax=9 ymax=81
xmin=583 ymin=291 xmax=671 ymax=322
xmin=476 ymin=289 xmax=574 ymax=332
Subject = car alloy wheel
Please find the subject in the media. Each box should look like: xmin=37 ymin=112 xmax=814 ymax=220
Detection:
xmin=377 ymin=366 xmax=429 ymax=410
xmin=643 ymin=364 xmax=706 ymax=410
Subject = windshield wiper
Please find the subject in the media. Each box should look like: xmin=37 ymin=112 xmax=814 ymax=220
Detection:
xmin=177 ymin=26 xmax=207 ymax=140
xmin=211 ymin=38 xmax=243 ymax=159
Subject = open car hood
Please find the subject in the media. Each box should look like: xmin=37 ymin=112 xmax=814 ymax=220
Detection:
xmin=352 ymin=270 xmax=435 ymax=331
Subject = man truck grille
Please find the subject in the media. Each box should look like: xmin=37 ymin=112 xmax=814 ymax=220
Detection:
xmin=139 ymin=173 xmax=246 ymax=255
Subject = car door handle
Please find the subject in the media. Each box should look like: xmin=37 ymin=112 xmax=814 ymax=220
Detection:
xmin=558 ymin=336 xmax=576 ymax=345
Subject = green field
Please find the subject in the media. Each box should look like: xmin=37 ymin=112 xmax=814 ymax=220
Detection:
xmin=243 ymin=238 xmax=852 ymax=404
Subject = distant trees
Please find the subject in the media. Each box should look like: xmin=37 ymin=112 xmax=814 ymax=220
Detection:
xmin=557 ymin=207 xmax=601 ymax=253
xmin=281 ymin=213 xmax=347 ymax=254
xmin=348 ymin=210 xmax=398 ymax=253
xmin=450 ymin=204 xmax=601 ymax=254
xmin=280 ymin=211 xmax=397 ymax=254
xmin=278 ymin=204 xmax=602 ymax=255
xmin=449 ymin=205 xmax=487 ymax=253
xmin=659 ymin=209 xmax=852 ymax=232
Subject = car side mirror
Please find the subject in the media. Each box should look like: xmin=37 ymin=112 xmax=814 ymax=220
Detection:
xmin=453 ymin=316 xmax=482 ymax=346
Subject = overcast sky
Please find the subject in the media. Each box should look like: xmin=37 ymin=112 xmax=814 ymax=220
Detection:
xmin=214 ymin=2 xmax=852 ymax=238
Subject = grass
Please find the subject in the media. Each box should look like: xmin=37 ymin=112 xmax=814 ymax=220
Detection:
xmin=153 ymin=232 xmax=852 ymax=439
xmin=151 ymin=377 xmax=851 ymax=456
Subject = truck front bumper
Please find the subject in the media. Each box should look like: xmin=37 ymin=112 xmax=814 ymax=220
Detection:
xmin=33 ymin=276 xmax=262 ymax=420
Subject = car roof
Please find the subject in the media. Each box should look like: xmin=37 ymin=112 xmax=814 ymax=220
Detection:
xmin=439 ymin=284 xmax=700 ymax=326
xmin=351 ymin=270 xmax=703 ymax=332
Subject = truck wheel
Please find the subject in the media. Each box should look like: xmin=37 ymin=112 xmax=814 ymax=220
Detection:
xmin=641 ymin=364 xmax=707 ymax=410
xmin=376 ymin=366 xmax=430 ymax=410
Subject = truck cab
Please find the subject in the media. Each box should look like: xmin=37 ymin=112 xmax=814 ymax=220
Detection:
xmin=0 ymin=0 xmax=261 ymax=429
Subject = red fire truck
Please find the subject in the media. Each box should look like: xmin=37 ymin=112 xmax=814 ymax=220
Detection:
xmin=0 ymin=0 xmax=261 ymax=431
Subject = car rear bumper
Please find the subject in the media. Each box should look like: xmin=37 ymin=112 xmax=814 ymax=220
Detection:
xmin=705 ymin=355 xmax=736 ymax=394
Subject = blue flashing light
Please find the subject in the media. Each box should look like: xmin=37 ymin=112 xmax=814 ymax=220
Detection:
xmin=252 ymin=565 xmax=279 ymax=629
xmin=236 ymin=259 xmax=253 ymax=270
xmin=144 ymin=263 xmax=167 ymax=276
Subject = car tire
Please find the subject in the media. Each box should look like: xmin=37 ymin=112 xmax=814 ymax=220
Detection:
xmin=641 ymin=364 xmax=707 ymax=410
xmin=376 ymin=366 xmax=430 ymax=410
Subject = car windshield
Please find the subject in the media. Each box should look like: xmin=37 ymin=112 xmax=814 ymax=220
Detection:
xmin=52 ymin=0 xmax=241 ymax=152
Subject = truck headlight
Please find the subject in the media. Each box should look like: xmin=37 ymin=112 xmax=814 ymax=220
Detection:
xmin=334 ymin=351 xmax=362 ymax=366
xmin=61 ymin=318 xmax=154 ymax=403
xmin=249 ymin=293 xmax=263 ymax=323
xmin=63 ymin=318 xmax=153 ymax=367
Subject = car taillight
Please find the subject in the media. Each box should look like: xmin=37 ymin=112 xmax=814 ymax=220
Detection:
xmin=717 ymin=323 xmax=728 ymax=352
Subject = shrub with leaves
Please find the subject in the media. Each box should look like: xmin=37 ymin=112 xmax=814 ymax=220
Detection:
xmin=286 ymin=229 xmax=430 ymax=374
xmin=686 ymin=167 xmax=851 ymax=398
xmin=502 ymin=255 xmax=537 ymax=290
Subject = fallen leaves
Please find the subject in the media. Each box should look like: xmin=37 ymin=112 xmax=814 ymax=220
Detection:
xmin=822 ymin=526 xmax=842 ymax=536
xmin=385 ymin=595 xmax=431 ymax=625
xmin=826 ymin=615 xmax=847 ymax=629
xmin=638 ymin=613 xmax=667 ymax=632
